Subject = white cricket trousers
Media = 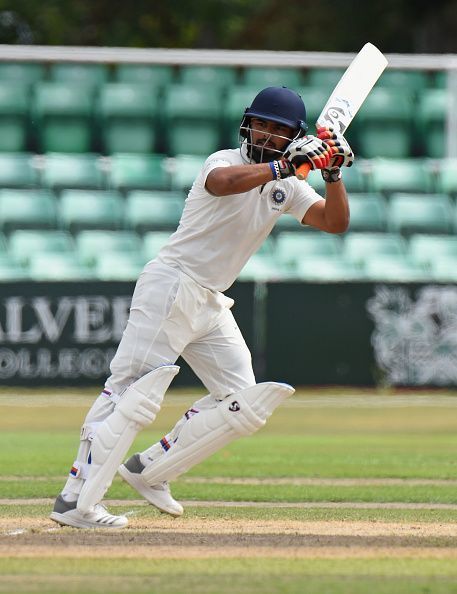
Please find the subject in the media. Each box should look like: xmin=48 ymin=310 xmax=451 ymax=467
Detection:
xmin=105 ymin=260 xmax=256 ymax=399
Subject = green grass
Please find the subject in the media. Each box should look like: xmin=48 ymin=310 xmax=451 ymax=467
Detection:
xmin=1 ymin=389 xmax=457 ymax=594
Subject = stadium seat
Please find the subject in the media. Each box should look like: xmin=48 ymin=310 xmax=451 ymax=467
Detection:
xmin=9 ymin=229 xmax=75 ymax=267
xmin=409 ymin=234 xmax=457 ymax=267
xmin=109 ymin=153 xmax=170 ymax=191
xmin=0 ymin=83 xmax=30 ymax=151
xmin=305 ymin=68 xmax=345 ymax=92
xmin=347 ymin=193 xmax=388 ymax=232
xmin=275 ymin=232 xmax=343 ymax=269
xmin=0 ymin=62 xmax=45 ymax=84
xmin=0 ymin=189 xmax=57 ymax=233
xmin=0 ymin=258 xmax=28 ymax=280
xmin=0 ymin=153 xmax=37 ymax=187
xmin=98 ymin=83 xmax=160 ymax=154
xmin=436 ymin=159 xmax=457 ymax=196
xmin=343 ymin=232 xmax=408 ymax=267
xmin=59 ymin=190 xmax=124 ymax=233
xmin=242 ymin=67 xmax=303 ymax=88
xmin=297 ymin=86 xmax=333 ymax=131
xmin=178 ymin=66 xmax=238 ymax=89
xmin=125 ymin=191 xmax=184 ymax=233
xmin=417 ymin=89 xmax=448 ymax=158
xmin=164 ymin=84 xmax=222 ymax=155
xmin=94 ymin=252 xmax=146 ymax=281
xmin=367 ymin=158 xmax=434 ymax=195
xmin=114 ymin=64 xmax=174 ymax=89
xmin=223 ymin=86 xmax=260 ymax=147
xmin=429 ymin=257 xmax=457 ymax=282
xmin=33 ymin=83 xmax=94 ymax=152
xmin=76 ymin=230 xmax=143 ymax=267
xmin=238 ymin=253 xmax=286 ymax=281
xmin=142 ymin=231 xmax=173 ymax=260
xmin=388 ymin=193 xmax=453 ymax=236
xmin=356 ymin=88 xmax=414 ymax=158
xmin=362 ymin=254 xmax=428 ymax=282
xmin=42 ymin=153 xmax=104 ymax=190
xmin=293 ymin=256 xmax=363 ymax=281
xmin=49 ymin=63 xmax=109 ymax=88
xmin=169 ymin=154 xmax=206 ymax=192
xmin=28 ymin=252 xmax=92 ymax=280
xmin=377 ymin=70 xmax=430 ymax=93
xmin=273 ymin=213 xmax=303 ymax=233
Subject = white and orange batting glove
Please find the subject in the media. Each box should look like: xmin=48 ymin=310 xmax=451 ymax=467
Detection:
xmin=282 ymin=135 xmax=335 ymax=173
xmin=316 ymin=126 xmax=354 ymax=183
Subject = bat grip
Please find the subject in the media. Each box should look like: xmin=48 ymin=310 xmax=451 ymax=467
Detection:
xmin=295 ymin=163 xmax=311 ymax=180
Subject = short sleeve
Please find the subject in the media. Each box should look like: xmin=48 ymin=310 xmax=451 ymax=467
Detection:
xmin=285 ymin=179 xmax=323 ymax=224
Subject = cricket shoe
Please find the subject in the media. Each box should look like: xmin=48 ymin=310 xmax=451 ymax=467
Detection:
xmin=50 ymin=495 xmax=128 ymax=529
xmin=118 ymin=453 xmax=184 ymax=517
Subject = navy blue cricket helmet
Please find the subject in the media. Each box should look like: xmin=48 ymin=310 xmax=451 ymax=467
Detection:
xmin=240 ymin=86 xmax=308 ymax=139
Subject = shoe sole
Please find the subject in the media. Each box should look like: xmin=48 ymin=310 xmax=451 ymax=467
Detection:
xmin=118 ymin=464 xmax=183 ymax=517
xmin=49 ymin=511 xmax=128 ymax=529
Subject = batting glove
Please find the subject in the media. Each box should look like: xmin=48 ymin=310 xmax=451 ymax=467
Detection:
xmin=283 ymin=135 xmax=334 ymax=172
xmin=317 ymin=126 xmax=354 ymax=168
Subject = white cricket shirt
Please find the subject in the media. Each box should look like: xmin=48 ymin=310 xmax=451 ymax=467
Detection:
xmin=157 ymin=148 xmax=323 ymax=292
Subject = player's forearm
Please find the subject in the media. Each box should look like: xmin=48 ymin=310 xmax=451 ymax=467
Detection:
xmin=322 ymin=180 xmax=350 ymax=233
xmin=205 ymin=164 xmax=274 ymax=196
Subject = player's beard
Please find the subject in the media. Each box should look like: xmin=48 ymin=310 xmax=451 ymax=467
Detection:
xmin=250 ymin=143 xmax=280 ymax=163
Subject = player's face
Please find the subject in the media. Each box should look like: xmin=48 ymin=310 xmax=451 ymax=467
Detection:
xmin=249 ymin=118 xmax=295 ymax=162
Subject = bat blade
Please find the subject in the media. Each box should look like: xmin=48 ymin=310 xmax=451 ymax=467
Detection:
xmin=296 ymin=43 xmax=388 ymax=180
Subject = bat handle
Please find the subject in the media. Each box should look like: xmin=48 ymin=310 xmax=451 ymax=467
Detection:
xmin=295 ymin=163 xmax=311 ymax=180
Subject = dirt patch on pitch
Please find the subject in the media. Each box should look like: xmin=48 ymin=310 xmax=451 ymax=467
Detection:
xmin=1 ymin=517 xmax=457 ymax=560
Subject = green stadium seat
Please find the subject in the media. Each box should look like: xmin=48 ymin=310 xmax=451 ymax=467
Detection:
xmin=109 ymin=153 xmax=169 ymax=191
xmin=0 ymin=189 xmax=57 ymax=233
xmin=0 ymin=62 xmax=45 ymax=84
xmin=94 ymin=252 xmax=145 ymax=281
xmin=293 ymin=256 xmax=363 ymax=282
xmin=377 ymin=70 xmax=429 ymax=93
xmin=273 ymin=213 xmax=303 ymax=232
xmin=0 ymin=153 xmax=37 ymax=187
xmin=179 ymin=66 xmax=238 ymax=89
xmin=367 ymin=158 xmax=434 ymax=195
xmin=347 ymin=193 xmax=387 ymax=232
xmin=223 ymin=86 xmax=259 ymax=147
xmin=164 ymin=85 xmax=222 ymax=155
xmin=49 ymin=63 xmax=109 ymax=88
xmin=33 ymin=83 xmax=94 ymax=153
xmin=436 ymin=159 xmax=457 ymax=196
xmin=362 ymin=254 xmax=428 ymax=282
xmin=388 ymin=193 xmax=453 ymax=236
xmin=409 ymin=234 xmax=457 ymax=267
xmin=9 ymin=229 xmax=75 ymax=267
xmin=429 ymin=257 xmax=457 ymax=282
xmin=76 ymin=230 xmax=142 ymax=267
xmin=114 ymin=64 xmax=174 ymax=89
xmin=0 ymin=232 xmax=8 ymax=254
xmin=242 ymin=67 xmax=303 ymax=89
xmin=0 ymin=259 xmax=28 ymax=280
xmin=169 ymin=154 xmax=206 ymax=192
xmin=42 ymin=153 xmax=104 ymax=190
xmin=28 ymin=252 xmax=92 ymax=280
xmin=417 ymin=89 xmax=448 ymax=158
xmin=125 ymin=191 xmax=184 ymax=233
xmin=343 ymin=232 xmax=408 ymax=267
xmin=0 ymin=84 xmax=30 ymax=151
xmin=275 ymin=232 xmax=342 ymax=269
xmin=142 ymin=231 xmax=173 ymax=260
xmin=59 ymin=190 xmax=124 ymax=233
xmin=356 ymin=88 xmax=414 ymax=158
xmin=297 ymin=87 xmax=333 ymax=130
xmin=305 ymin=68 xmax=345 ymax=92
xmin=238 ymin=253 xmax=286 ymax=281
xmin=98 ymin=83 xmax=159 ymax=154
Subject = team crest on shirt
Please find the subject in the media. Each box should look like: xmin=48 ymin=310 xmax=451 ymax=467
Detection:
xmin=271 ymin=188 xmax=286 ymax=206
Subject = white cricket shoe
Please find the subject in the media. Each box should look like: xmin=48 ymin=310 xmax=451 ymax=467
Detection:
xmin=119 ymin=453 xmax=184 ymax=517
xmin=50 ymin=495 xmax=128 ymax=529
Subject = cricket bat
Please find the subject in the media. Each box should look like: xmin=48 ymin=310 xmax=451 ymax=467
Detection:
xmin=296 ymin=42 xmax=388 ymax=180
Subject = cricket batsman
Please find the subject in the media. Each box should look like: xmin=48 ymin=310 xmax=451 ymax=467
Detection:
xmin=51 ymin=86 xmax=353 ymax=528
